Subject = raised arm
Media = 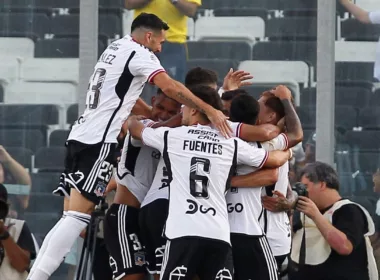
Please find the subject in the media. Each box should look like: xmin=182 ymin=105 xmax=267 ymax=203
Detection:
xmin=125 ymin=0 xmax=151 ymax=10
xmin=264 ymin=150 xmax=292 ymax=168
xmin=171 ymin=0 xmax=200 ymax=17
xmin=231 ymin=168 xmax=279 ymax=188
xmin=339 ymin=0 xmax=371 ymax=23
xmin=270 ymin=85 xmax=303 ymax=148
xmin=153 ymin=72 xmax=231 ymax=137
xmin=128 ymin=116 xmax=145 ymax=141
xmin=131 ymin=98 xmax=152 ymax=118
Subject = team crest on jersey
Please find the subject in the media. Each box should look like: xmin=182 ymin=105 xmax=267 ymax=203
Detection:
xmin=134 ymin=252 xmax=146 ymax=266
xmin=94 ymin=182 xmax=106 ymax=197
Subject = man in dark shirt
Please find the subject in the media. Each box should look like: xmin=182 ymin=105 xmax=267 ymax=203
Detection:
xmin=0 ymin=183 xmax=36 ymax=279
xmin=289 ymin=162 xmax=376 ymax=280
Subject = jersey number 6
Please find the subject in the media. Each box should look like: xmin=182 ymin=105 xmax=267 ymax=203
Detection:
xmin=189 ymin=157 xmax=211 ymax=199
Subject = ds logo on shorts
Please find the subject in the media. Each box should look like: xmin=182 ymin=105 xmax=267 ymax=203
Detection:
xmin=170 ymin=265 xmax=187 ymax=280
xmin=216 ymin=268 xmax=232 ymax=280
xmin=185 ymin=199 xmax=216 ymax=216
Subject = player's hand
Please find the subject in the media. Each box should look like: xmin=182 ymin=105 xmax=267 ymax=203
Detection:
xmin=207 ymin=109 xmax=232 ymax=138
xmin=262 ymin=191 xmax=291 ymax=212
xmin=296 ymin=196 xmax=320 ymax=220
xmin=222 ymin=68 xmax=253 ymax=91
xmin=0 ymin=146 xmax=12 ymax=164
xmin=270 ymin=85 xmax=292 ymax=100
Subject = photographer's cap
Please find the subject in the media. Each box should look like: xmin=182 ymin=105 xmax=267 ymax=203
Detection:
xmin=0 ymin=183 xmax=8 ymax=201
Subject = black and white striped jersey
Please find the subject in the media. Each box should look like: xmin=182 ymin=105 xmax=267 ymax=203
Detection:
xmin=141 ymin=124 xmax=268 ymax=244
xmin=116 ymin=119 xmax=160 ymax=203
xmin=69 ymin=35 xmax=165 ymax=145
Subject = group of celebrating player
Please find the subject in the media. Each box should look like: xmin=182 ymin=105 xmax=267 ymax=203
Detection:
xmin=26 ymin=12 xmax=303 ymax=280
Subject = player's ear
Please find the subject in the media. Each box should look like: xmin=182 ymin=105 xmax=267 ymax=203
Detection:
xmin=190 ymin=108 xmax=197 ymax=116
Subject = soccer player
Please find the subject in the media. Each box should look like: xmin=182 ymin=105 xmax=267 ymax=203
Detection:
xmin=103 ymin=88 xmax=181 ymax=280
xmin=28 ymin=13 xmax=229 ymax=280
xmin=128 ymin=85 xmax=293 ymax=280
xmin=227 ymin=86 xmax=303 ymax=280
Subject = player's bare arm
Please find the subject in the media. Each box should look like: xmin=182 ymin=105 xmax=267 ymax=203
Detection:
xmin=264 ymin=150 xmax=292 ymax=168
xmin=151 ymin=113 xmax=182 ymax=129
xmin=125 ymin=0 xmax=151 ymax=10
xmin=171 ymin=0 xmax=200 ymax=17
xmin=239 ymin=123 xmax=281 ymax=142
xmin=153 ymin=72 xmax=232 ymax=137
xmin=231 ymin=168 xmax=279 ymax=188
xmin=132 ymin=98 xmax=152 ymax=118
xmin=338 ymin=0 xmax=371 ymax=23
xmin=270 ymin=85 xmax=303 ymax=148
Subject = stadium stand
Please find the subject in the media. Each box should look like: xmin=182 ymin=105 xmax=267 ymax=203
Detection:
xmin=2 ymin=1 xmax=380 ymax=277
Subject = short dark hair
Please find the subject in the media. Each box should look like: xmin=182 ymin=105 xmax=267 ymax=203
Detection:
xmin=131 ymin=13 xmax=169 ymax=33
xmin=229 ymin=94 xmax=260 ymax=125
xmin=221 ymin=89 xmax=248 ymax=101
xmin=185 ymin=67 xmax=218 ymax=88
xmin=300 ymin=161 xmax=340 ymax=191
xmin=260 ymin=91 xmax=285 ymax=119
xmin=187 ymin=85 xmax=223 ymax=120
xmin=0 ymin=184 xmax=8 ymax=202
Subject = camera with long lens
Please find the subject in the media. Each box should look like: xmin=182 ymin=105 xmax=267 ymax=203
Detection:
xmin=0 ymin=199 xmax=9 ymax=220
xmin=292 ymin=182 xmax=308 ymax=198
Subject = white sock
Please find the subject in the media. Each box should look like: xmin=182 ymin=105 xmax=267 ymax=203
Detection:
xmin=29 ymin=212 xmax=68 ymax=278
xmin=28 ymin=211 xmax=90 ymax=280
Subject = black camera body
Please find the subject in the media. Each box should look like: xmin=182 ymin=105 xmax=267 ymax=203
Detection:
xmin=0 ymin=199 xmax=9 ymax=220
xmin=293 ymin=182 xmax=308 ymax=197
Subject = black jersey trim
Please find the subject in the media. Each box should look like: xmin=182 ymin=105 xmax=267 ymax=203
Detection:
xmin=124 ymin=135 xmax=141 ymax=176
xmin=162 ymin=130 xmax=173 ymax=239
xmin=225 ymin=139 xmax=238 ymax=191
xmin=101 ymin=51 xmax=136 ymax=143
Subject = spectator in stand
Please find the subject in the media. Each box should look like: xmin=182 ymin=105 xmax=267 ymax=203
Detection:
xmin=338 ymin=0 xmax=380 ymax=81
xmin=125 ymin=0 xmax=201 ymax=83
xmin=0 ymin=146 xmax=31 ymax=219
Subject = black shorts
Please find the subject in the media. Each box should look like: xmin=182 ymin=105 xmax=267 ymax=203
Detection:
xmin=231 ymin=233 xmax=278 ymax=280
xmin=53 ymin=140 xmax=116 ymax=204
xmin=103 ymin=204 xmax=146 ymax=278
xmin=160 ymin=237 xmax=233 ymax=280
xmin=139 ymin=199 xmax=169 ymax=274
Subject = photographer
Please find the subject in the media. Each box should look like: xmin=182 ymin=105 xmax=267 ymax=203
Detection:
xmin=289 ymin=162 xmax=378 ymax=280
xmin=0 ymin=183 xmax=35 ymax=279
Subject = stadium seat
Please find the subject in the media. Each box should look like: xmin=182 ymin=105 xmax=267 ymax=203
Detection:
xmin=31 ymin=173 xmax=61 ymax=193
xmin=27 ymin=194 xmax=63 ymax=213
xmin=0 ymin=84 xmax=3 ymax=102
xmin=352 ymin=152 xmax=380 ymax=174
xmin=335 ymin=62 xmax=375 ymax=83
xmin=67 ymin=104 xmax=79 ymax=125
xmin=358 ymin=108 xmax=380 ymax=129
xmin=369 ymin=89 xmax=380 ymax=106
xmin=24 ymin=213 xmax=60 ymax=236
xmin=194 ymin=16 xmax=265 ymax=42
xmin=345 ymin=131 xmax=380 ymax=151
xmin=0 ymin=129 xmax=45 ymax=152
xmin=0 ymin=104 xmax=59 ymax=125
xmin=21 ymin=58 xmax=79 ymax=84
xmin=0 ymin=38 xmax=34 ymax=58
xmin=49 ymin=130 xmax=69 ymax=147
xmin=35 ymin=38 xmax=105 ymax=58
xmin=341 ymin=18 xmax=380 ymax=41
xmin=51 ymin=15 xmax=122 ymax=38
xmin=301 ymin=87 xmax=371 ymax=107
xmin=50 ymin=0 xmax=124 ymax=9
xmin=296 ymin=106 xmax=358 ymax=129
xmin=355 ymin=0 xmax=380 ymax=12
xmin=187 ymin=41 xmax=251 ymax=61
xmin=213 ymin=8 xmax=268 ymax=20
xmin=0 ymin=13 xmax=50 ymax=38
xmin=252 ymin=41 xmax=317 ymax=66
xmin=4 ymin=147 xmax=33 ymax=170
xmin=266 ymin=17 xmax=317 ymax=40
xmin=35 ymin=147 xmax=66 ymax=171
xmin=0 ymin=58 xmax=19 ymax=83
xmin=335 ymin=41 xmax=377 ymax=62
xmin=187 ymin=18 xmax=195 ymax=40
xmin=5 ymin=82 xmax=77 ymax=105
xmin=187 ymin=59 xmax=239 ymax=81
xmin=244 ymin=85 xmax=272 ymax=99
xmin=0 ymin=0 xmax=52 ymax=9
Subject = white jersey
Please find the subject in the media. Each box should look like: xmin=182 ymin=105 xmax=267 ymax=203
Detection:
xmin=226 ymin=133 xmax=288 ymax=236
xmin=116 ymin=119 xmax=160 ymax=203
xmin=141 ymin=121 xmax=243 ymax=207
xmin=141 ymin=124 xmax=268 ymax=244
xmin=69 ymin=35 xmax=165 ymax=144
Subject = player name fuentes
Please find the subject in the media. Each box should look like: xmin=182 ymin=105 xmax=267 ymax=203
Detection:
xmin=183 ymin=140 xmax=223 ymax=155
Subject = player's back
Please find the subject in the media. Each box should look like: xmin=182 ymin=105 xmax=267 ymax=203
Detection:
xmin=163 ymin=124 xmax=237 ymax=244
xmin=69 ymin=35 xmax=164 ymax=145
